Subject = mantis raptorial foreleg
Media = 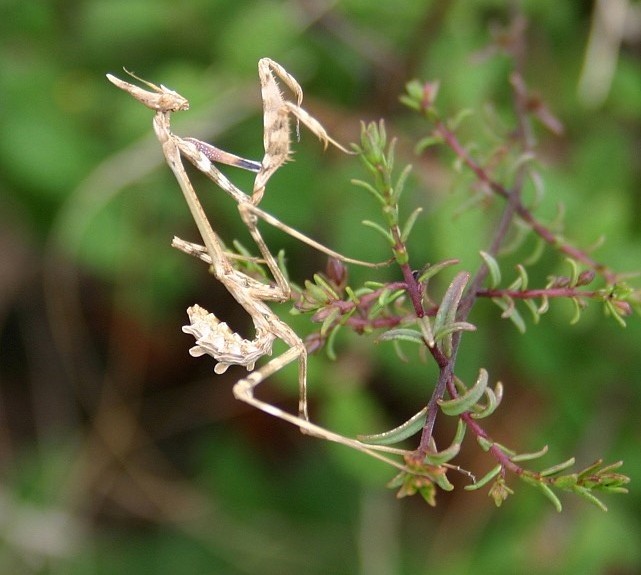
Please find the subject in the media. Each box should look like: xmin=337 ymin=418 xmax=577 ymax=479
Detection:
xmin=252 ymin=58 xmax=352 ymax=202
xmin=108 ymin=61 xmax=419 ymax=476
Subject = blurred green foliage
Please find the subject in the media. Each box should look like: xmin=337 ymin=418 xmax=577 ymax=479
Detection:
xmin=1 ymin=1 xmax=640 ymax=574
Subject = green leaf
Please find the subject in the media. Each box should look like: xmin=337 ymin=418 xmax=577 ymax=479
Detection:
xmin=479 ymin=251 xmax=501 ymax=288
xmin=572 ymin=486 xmax=608 ymax=512
xmin=471 ymin=381 xmax=503 ymax=419
xmin=416 ymin=259 xmax=459 ymax=284
xmin=447 ymin=108 xmax=474 ymax=131
xmin=477 ymin=436 xmax=494 ymax=452
xmin=351 ymin=178 xmax=385 ymax=206
xmin=511 ymin=444 xmax=550 ymax=463
xmin=493 ymin=296 xmax=527 ymax=333
xmin=424 ymin=442 xmax=461 ymax=465
xmin=551 ymin=474 xmax=578 ymax=489
xmin=424 ymin=420 xmax=466 ymax=464
xmin=414 ymin=135 xmax=443 ymax=153
xmin=304 ymin=279 xmax=331 ymax=304
xmin=358 ymin=407 xmax=427 ymax=446
xmin=402 ymin=79 xmax=424 ymax=105
xmin=433 ymin=471 xmax=455 ymax=491
xmin=565 ymin=257 xmax=580 ymax=287
xmin=523 ymin=236 xmax=546 ymax=265
xmin=401 ymin=207 xmax=423 ymax=242
xmin=604 ymin=299 xmax=627 ymax=327
xmin=312 ymin=273 xmax=339 ymax=300
xmin=325 ymin=325 xmax=340 ymax=361
xmin=320 ymin=306 xmax=341 ymax=337
xmin=361 ymin=220 xmax=394 ymax=245
xmin=464 ymin=464 xmax=502 ymax=491
xmin=392 ymin=164 xmax=413 ymax=205
xmin=433 ymin=271 xmax=470 ymax=356
xmin=537 ymin=295 xmax=550 ymax=315
xmin=515 ymin=264 xmax=529 ymax=290
xmin=432 ymin=320 xmax=476 ymax=343
xmin=522 ymin=476 xmax=563 ymax=512
xmin=377 ymin=328 xmax=425 ymax=345
xmin=438 ymin=368 xmax=489 ymax=416
xmin=570 ymin=297 xmax=584 ymax=325
xmin=418 ymin=315 xmax=435 ymax=348
xmin=539 ymin=457 xmax=576 ymax=476
xmin=523 ymin=298 xmax=541 ymax=323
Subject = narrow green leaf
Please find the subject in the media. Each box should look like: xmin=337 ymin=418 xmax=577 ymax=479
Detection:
xmin=507 ymin=276 xmax=523 ymax=291
xmin=312 ymin=273 xmax=339 ymax=300
xmin=277 ymin=249 xmax=289 ymax=282
xmin=492 ymin=441 xmax=517 ymax=457
xmin=477 ymin=436 xmax=494 ymax=452
xmin=401 ymin=207 xmax=423 ymax=242
xmin=418 ymin=315 xmax=435 ymax=348
xmin=447 ymin=108 xmax=474 ymax=131
xmin=425 ymin=421 xmax=466 ymax=464
xmin=358 ymin=407 xmax=427 ymax=446
xmin=433 ymin=271 xmax=470 ymax=356
xmin=511 ymin=444 xmax=550 ymax=463
xmin=399 ymin=94 xmax=420 ymax=112
xmin=540 ymin=457 xmax=576 ymax=476
xmin=305 ymin=279 xmax=331 ymax=303
xmin=424 ymin=442 xmax=461 ymax=465
xmin=405 ymin=79 xmax=423 ymax=99
xmin=344 ymin=286 xmax=363 ymax=304
xmin=604 ymin=299 xmax=627 ymax=328
xmin=438 ymin=368 xmax=489 ymax=416
xmin=325 ymin=325 xmax=339 ymax=361
xmin=320 ymin=307 xmax=341 ymax=337
xmin=471 ymin=381 xmax=503 ymax=419
xmin=361 ymin=220 xmax=394 ymax=245
xmin=392 ymin=164 xmax=413 ymax=205
xmin=377 ymin=328 xmax=424 ymax=345
xmin=452 ymin=418 xmax=467 ymax=444
xmin=465 ymin=464 xmax=502 ymax=491
xmin=515 ymin=264 xmax=529 ymax=290
xmin=434 ymin=471 xmax=455 ymax=491
xmin=570 ymin=297 xmax=583 ymax=325
xmin=589 ymin=460 xmax=623 ymax=476
xmin=576 ymin=459 xmax=605 ymax=479
xmin=392 ymin=339 xmax=409 ymax=362
xmin=565 ymin=258 xmax=580 ymax=287
xmin=534 ymin=480 xmax=563 ymax=512
xmin=572 ymin=486 xmax=608 ymax=511
xmin=493 ymin=297 xmax=527 ymax=333
xmin=432 ymin=321 xmax=476 ymax=342
xmin=414 ymin=135 xmax=443 ymax=153
xmin=551 ymin=474 xmax=578 ymax=489
xmin=480 ymin=251 xmax=501 ymax=288
xmin=471 ymin=386 xmax=496 ymax=419
xmin=524 ymin=236 xmax=546 ymax=265
xmin=351 ymin=178 xmax=385 ymax=205
xmin=416 ymin=259 xmax=459 ymax=284
xmin=523 ymin=298 xmax=541 ymax=324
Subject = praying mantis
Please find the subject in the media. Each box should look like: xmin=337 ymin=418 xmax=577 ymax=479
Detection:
xmin=107 ymin=59 xmax=425 ymax=472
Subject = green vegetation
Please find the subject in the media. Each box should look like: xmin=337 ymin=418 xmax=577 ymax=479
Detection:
xmin=1 ymin=1 xmax=640 ymax=573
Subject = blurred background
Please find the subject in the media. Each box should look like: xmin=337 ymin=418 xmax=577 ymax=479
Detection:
xmin=1 ymin=0 xmax=640 ymax=573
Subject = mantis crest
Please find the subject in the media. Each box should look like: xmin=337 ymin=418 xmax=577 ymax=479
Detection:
xmin=107 ymin=59 xmax=422 ymax=472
